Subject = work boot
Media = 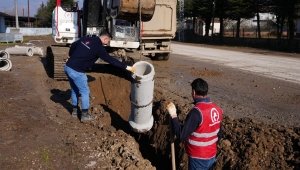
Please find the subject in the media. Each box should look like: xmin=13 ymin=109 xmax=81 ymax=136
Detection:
xmin=72 ymin=107 xmax=78 ymax=117
xmin=81 ymin=111 xmax=97 ymax=122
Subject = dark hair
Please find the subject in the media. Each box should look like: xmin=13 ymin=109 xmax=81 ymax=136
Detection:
xmin=191 ymin=78 xmax=208 ymax=96
xmin=99 ymin=30 xmax=112 ymax=39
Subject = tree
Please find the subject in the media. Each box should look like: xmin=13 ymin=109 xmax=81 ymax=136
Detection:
xmin=35 ymin=1 xmax=46 ymax=27
xmin=197 ymin=0 xmax=215 ymax=36
xmin=250 ymin=0 xmax=275 ymax=38
xmin=270 ymin=0 xmax=299 ymax=39
xmin=226 ymin=0 xmax=255 ymax=37
xmin=35 ymin=0 xmax=75 ymax=27
xmin=215 ymin=0 xmax=230 ymax=38
xmin=182 ymin=0 xmax=203 ymax=34
xmin=285 ymin=0 xmax=300 ymax=40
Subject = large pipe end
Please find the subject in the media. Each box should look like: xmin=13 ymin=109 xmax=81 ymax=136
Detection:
xmin=128 ymin=114 xmax=154 ymax=133
xmin=132 ymin=61 xmax=155 ymax=81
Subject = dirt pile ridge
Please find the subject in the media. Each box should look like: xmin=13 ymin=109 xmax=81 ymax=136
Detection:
xmin=213 ymin=116 xmax=300 ymax=170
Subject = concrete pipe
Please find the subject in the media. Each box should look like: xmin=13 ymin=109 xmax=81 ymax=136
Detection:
xmin=0 ymin=58 xmax=12 ymax=71
xmin=0 ymin=50 xmax=10 ymax=59
xmin=128 ymin=61 xmax=155 ymax=133
xmin=5 ymin=46 xmax=33 ymax=57
xmin=6 ymin=45 xmax=43 ymax=56
xmin=32 ymin=46 xmax=44 ymax=56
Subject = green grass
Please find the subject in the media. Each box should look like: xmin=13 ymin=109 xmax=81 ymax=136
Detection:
xmin=41 ymin=147 xmax=51 ymax=163
xmin=0 ymin=41 xmax=15 ymax=46
xmin=23 ymin=37 xmax=29 ymax=42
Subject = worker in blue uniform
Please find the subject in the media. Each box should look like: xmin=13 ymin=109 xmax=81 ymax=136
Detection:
xmin=65 ymin=31 xmax=136 ymax=122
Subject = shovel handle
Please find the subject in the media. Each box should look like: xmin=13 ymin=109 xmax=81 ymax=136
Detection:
xmin=169 ymin=116 xmax=176 ymax=170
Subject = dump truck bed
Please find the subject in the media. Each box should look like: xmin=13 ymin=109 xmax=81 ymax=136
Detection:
xmin=142 ymin=0 xmax=177 ymax=39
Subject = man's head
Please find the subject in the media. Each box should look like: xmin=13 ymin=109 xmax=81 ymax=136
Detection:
xmin=191 ymin=78 xmax=208 ymax=98
xmin=99 ymin=31 xmax=112 ymax=45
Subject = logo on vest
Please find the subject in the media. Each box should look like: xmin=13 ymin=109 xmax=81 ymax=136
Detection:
xmin=84 ymin=40 xmax=91 ymax=45
xmin=81 ymin=40 xmax=91 ymax=49
xmin=209 ymin=108 xmax=220 ymax=126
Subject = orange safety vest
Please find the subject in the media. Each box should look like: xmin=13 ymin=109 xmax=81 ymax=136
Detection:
xmin=185 ymin=102 xmax=223 ymax=159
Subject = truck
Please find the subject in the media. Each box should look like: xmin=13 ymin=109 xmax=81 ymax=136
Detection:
xmin=47 ymin=0 xmax=176 ymax=80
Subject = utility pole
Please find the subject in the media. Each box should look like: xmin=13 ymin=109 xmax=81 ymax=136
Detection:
xmin=28 ymin=0 xmax=30 ymax=27
xmin=14 ymin=0 xmax=19 ymax=28
xmin=211 ymin=0 xmax=216 ymax=36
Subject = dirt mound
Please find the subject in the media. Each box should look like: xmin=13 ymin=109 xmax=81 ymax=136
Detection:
xmin=212 ymin=116 xmax=300 ymax=170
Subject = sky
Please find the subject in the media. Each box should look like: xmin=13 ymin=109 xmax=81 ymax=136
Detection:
xmin=0 ymin=0 xmax=84 ymax=17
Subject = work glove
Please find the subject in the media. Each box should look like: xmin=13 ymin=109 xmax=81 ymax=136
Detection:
xmin=167 ymin=102 xmax=177 ymax=118
xmin=126 ymin=66 xmax=136 ymax=73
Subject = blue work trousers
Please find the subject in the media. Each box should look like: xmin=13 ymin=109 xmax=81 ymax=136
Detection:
xmin=64 ymin=65 xmax=90 ymax=110
xmin=188 ymin=156 xmax=216 ymax=170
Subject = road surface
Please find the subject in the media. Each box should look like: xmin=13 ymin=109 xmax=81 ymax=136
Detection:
xmin=171 ymin=43 xmax=300 ymax=84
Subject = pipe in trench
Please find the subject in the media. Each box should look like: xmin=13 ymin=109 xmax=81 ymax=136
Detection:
xmin=128 ymin=61 xmax=155 ymax=133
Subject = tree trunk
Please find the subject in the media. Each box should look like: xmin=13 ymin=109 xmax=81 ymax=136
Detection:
xmin=288 ymin=15 xmax=295 ymax=40
xmin=220 ymin=16 xmax=224 ymax=40
xmin=205 ymin=17 xmax=211 ymax=36
xmin=256 ymin=12 xmax=261 ymax=38
xmin=236 ymin=18 xmax=241 ymax=38
xmin=279 ymin=16 xmax=285 ymax=39
xmin=276 ymin=15 xmax=280 ymax=39
xmin=193 ymin=16 xmax=196 ymax=34
xmin=219 ymin=0 xmax=224 ymax=40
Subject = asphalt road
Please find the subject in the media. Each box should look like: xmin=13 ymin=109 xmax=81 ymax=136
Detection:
xmin=171 ymin=43 xmax=300 ymax=84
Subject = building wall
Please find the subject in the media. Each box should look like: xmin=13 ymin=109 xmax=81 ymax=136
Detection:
xmin=210 ymin=22 xmax=220 ymax=35
xmin=194 ymin=20 xmax=220 ymax=36
xmin=253 ymin=13 xmax=276 ymax=21
xmin=241 ymin=13 xmax=276 ymax=27
xmin=0 ymin=16 xmax=5 ymax=33
xmin=6 ymin=27 xmax=52 ymax=36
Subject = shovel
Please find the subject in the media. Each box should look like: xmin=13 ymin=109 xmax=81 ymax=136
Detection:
xmin=169 ymin=116 xmax=176 ymax=170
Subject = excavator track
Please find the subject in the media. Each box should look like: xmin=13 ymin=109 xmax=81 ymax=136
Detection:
xmin=46 ymin=45 xmax=136 ymax=80
xmin=46 ymin=45 xmax=69 ymax=80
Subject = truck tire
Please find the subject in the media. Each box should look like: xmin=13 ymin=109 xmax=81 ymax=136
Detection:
xmin=153 ymin=53 xmax=170 ymax=61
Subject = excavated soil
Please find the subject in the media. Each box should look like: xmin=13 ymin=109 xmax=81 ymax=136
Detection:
xmin=0 ymin=36 xmax=299 ymax=170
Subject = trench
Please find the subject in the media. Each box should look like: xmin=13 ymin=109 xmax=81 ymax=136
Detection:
xmin=88 ymin=65 xmax=185 ymax=169
xmin=41 ymin=57 xmax=300 ymax=169
xmin=86 ymin=63 xmax=300 ymax=170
